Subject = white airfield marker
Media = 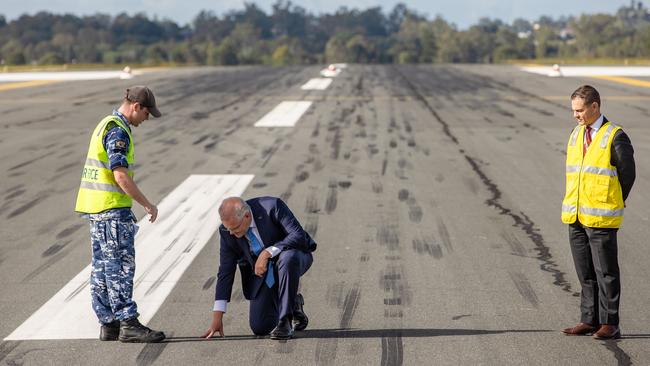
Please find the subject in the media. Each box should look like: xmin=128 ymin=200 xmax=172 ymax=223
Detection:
xmin=254 ymin=101 xmax=313 ymax=127
xmin=301 ymin=78 xmax=332 ymax=90
xmin=6 ymin=174 xmax=253 ymax=340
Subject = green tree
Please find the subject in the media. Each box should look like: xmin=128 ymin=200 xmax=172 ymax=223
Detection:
xmin=635 ymin=24 xmax=650 ymax=56
xmin=572 ymin=14 xmax=617 ymax=57
xmin=271 ymin=44 xmax=291 ymax=66
xmin=230 ymin=22 xmax=264 ymax=64
xmin=325 ymin=32 xmax=351 ymax=62
xmin=492 ymin=27 xmax=519 ymax=61
xmin=145 ymin=43 xmax=169 ymax=64
xmin=169 ymin=43 xmax=188 ymax=63
xmin=431 ymin=18 xmax=467 ymax=63
xmin=205 ymin=42 xmax=218 ymax=65
xmin=534 ymin=24 xmax=558 ymax=58
xmin=465 ymin=19 xmax=500 ymax=63
xmin=346 ymin=34 xmax=374 ymax=62
xmin=193 ymin=10 xmax=235 ymax=43
xmin=419 ymin=24 xmax=437 ymax=62
xmin=39 ymin=52 xmax=64 ymax=64
xmin=6 ymin=50 xmax=26 ymax=65
xmin=271 ymin=1 xmax=308 ymax=38
xmin=390 ymin=16 xmax=422 ymax=63
xmin=215 ymin=37 xmax=239 ymax=65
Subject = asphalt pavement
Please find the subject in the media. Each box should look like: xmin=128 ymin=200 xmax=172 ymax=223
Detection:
xmin=0 ymin=64 xmax=648 ymax=365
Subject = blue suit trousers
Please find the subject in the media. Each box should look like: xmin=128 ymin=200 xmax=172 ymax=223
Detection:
xmin=249 ymin=249 xmax=312 ymax=335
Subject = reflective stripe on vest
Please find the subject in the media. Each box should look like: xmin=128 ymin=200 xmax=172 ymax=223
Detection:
xmin=580 ymin=206 xmax=623 ymax=217
xmin=75 ymin=115 xmax=135 ymax=213
xmin=566 ymin=165 xmax=618 ymax=176
xmin=79 ymin=181 xmax=126 ymax=194
xmin=600 ymin=123 xmax=616 ymax=148
xmin=561 ymin=121 xmax=625 ymax=228
xmin=561 ymin=204 xmax=577 ymax=214
xmin=84 ymin=158 xmax=111 ymax=170
xmin=569 ymin=126 xmax=580 ymax=146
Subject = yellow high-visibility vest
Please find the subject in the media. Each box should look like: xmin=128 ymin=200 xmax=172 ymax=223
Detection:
xmin=75 ymin=115 xmax=134 ymax=213
xmin=561 ymin=122 xmax=624 ymax=228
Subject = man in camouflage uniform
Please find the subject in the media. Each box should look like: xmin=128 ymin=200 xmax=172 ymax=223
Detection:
xmin=76 ymin=86 xmax=165 ymax=343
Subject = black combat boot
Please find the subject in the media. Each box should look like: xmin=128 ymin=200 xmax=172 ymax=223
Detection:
xmin=99 ymin=320 xmax=120 ymax=341
xmin=118 ymin=318 xmax=166 ymax=343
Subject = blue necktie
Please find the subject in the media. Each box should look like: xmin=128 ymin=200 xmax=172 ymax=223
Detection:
xmin=246 ymin=228 xmax=275 ymax=288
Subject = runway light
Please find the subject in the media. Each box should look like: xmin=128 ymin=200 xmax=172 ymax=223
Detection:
xmin=548 ymin=64 xmax=563 ymax=77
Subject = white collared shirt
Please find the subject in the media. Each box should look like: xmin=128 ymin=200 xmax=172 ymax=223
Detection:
xmin=585 ymin=114 xmax=604 ymax=144
xmin=248 ymin=218 xmax=282 ymax=258
xmin=213 ymin=217 xmax=280 ymax=312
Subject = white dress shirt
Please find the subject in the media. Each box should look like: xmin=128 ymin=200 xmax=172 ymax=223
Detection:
xmin=585 ymin=114 xmax=604 ymax=145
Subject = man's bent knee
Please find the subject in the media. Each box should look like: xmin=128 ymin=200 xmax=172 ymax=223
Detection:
xmin=250 ymin=321 xmax=275 ymax=336
xmin=277 ymin=250 xmax=300 ymax=269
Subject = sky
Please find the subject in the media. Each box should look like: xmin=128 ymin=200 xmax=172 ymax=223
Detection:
xmin=1 ymin=0 xmax=633 ymax=28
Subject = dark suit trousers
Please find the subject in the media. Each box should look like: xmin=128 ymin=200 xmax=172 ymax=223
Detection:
xmin=568 ymin=221 xmax=620 ymax=325
xmin=248 ymin=249 xmax=313 ymax=335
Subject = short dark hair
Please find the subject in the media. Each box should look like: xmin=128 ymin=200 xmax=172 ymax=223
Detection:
xmin=571 ymin=85 xmax=601 ymax=107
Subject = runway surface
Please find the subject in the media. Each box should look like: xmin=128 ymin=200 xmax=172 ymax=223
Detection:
xmin=0 ymin=64 xmax=649 ymax=365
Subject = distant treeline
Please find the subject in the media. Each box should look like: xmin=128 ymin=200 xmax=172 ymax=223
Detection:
xmin=2 ymin=1 xmax=650 ymax=66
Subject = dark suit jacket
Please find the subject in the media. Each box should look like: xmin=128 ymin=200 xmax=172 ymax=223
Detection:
xmin=603 ymin=117 xmax=635 ymax=201
xmin=214 ymin=196 xmax=317 ymax=302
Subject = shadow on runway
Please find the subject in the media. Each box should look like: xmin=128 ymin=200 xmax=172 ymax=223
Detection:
xmin=295 ymin=328 xmax=553 ymax=338
xmin=616 ymin=334 xmax=650 ymax=339
xmin=164 ymin=328 xmax=554 ymax=342
xmin=165 ymin=334 xmax=264 ymax=342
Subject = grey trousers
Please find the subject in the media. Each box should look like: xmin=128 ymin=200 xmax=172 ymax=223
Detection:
xmin=568 ymin=220 xmax=620 ymax=325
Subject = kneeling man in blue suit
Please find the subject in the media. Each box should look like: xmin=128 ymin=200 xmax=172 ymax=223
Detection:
xmin=202 ymin=196 xmax=316 ymax=340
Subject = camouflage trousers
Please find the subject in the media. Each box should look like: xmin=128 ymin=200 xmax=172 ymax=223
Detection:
xmin=89 ymin=219 xmax=139 ymax=324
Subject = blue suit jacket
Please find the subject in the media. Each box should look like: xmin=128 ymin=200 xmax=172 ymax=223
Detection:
xmin=214 ymin=196 xmax=317 ymax=302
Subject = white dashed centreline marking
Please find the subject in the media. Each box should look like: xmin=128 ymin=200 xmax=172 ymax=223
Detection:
xmin=301 ymin=78 xmax=332 ymax=90
xmin=254 ymin=101 xmax=313 ymax=127
xmin=5 ymin=174 xmax=253 ymax=340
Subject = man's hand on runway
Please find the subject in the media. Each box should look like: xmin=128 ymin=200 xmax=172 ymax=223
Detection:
xmin=202 ymin=311 xmax=225 ymax=339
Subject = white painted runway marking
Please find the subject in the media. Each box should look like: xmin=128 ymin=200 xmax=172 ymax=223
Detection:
xmin=519 ymin=65 xmax=650 ymax=77
xmin=301 ymin=78 xmax=332 ymax=90
xmin=5 ymin=174 xmax=253 ymax=340
xmin=0 ymin=70 xmax=141 ymax=82
xmin=254 ymin=101 xmax=313 ymax=127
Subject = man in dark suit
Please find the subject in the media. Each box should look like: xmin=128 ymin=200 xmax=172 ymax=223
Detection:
xmin=561 ymin=85 xmax=635 ymax=340
xmin=202 ymin=196 xmax=316 ymax=340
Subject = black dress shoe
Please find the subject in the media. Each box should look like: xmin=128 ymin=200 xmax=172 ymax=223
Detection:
xmin=99 ymin=320 xmax=120 ymax=341
xmin=293 ymin=293 xmax=309 ymax=331
xmin=270 ymin=317 xmax=294 ymax=340
xmin=118 ymin=318 xmax=166 ymax=343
